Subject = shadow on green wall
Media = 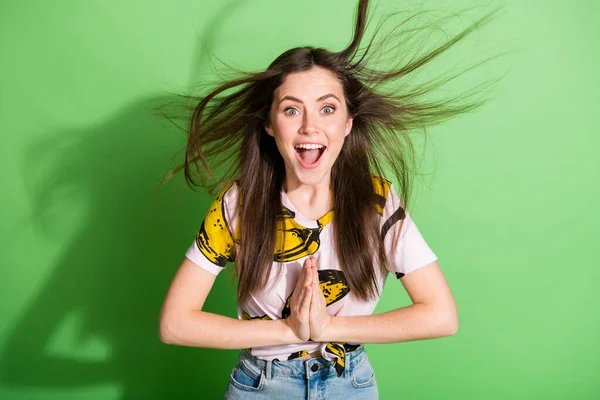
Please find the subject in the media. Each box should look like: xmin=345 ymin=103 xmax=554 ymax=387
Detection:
xmin=0 ymin=95 xmax=240 ymax=399
xmin=0 ymin=1 xmax=249 ymax=398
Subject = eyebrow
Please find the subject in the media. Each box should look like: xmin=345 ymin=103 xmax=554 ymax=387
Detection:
xmin=278 ymin=93 xmax=341 ymax=105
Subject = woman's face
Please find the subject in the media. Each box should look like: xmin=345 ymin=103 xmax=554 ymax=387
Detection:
xmin=265 ymin=67 xmax=353 ymax=189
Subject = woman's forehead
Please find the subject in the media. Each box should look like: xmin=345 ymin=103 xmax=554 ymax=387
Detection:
xmin=275 ymin=67 xmax=344 ymax=102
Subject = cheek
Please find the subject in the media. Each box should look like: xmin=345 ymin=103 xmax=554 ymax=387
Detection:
xmin=270 ymin=125 xmax=294 ymax=154
xmin=325 ymin=119 xmax=350 ymax=141
xmin=273 ymin=118 xmax=299 ymax=140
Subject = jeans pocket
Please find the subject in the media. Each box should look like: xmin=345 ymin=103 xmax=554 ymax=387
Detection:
xmin=351 ymin=355 xmax=377 ymax=388
xmin=229 ymin=360 xmax=265 ymax=391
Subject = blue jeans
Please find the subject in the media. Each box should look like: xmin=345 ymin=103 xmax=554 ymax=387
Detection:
xmin=223 ymin=345 xmax=378 ymax=399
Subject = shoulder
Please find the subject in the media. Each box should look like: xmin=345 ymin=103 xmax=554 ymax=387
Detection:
xmin=204 ymin=180 xmax=240 ymax=229
xmin=210 ymin=180 xmax=240 ymax=211
xmin=215 ymin=180 xmax=239 ymax=200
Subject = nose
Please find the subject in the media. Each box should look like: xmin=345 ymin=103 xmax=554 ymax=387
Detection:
xmin=300 ymin=111 xmax=319 ymax=135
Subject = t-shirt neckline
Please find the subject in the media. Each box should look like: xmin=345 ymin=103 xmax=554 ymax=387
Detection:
xmin=280 ymin=190 xmax=334 ymax=229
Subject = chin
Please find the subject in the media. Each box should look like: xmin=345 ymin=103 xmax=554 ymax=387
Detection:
xmin=292 ymin=166 xmax=331 ymax=187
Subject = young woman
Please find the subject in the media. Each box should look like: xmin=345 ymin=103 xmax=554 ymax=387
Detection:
xmin=159 ymin=0 xmax=495 ymax=398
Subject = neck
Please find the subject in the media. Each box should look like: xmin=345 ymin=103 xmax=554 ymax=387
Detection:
xmin=283 ymin=173 xmax=334 ymax=219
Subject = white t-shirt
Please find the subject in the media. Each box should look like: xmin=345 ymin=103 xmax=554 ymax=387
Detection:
xmin=185 ymin=176 xmax=438 ymax=361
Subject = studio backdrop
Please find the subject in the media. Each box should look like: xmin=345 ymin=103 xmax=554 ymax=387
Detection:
xmin=0 ymin=0 xmax=598 ymax=399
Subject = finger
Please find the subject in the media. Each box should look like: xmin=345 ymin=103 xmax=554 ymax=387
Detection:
xmin=300 ymin=284 xmax=312 ymax=314
xmin=304 ymin=261 xmax=312 ymax=287
xmin=297 ymin=284 xmax=306 ymax=302
xmin=313 ymin=278 xmax=325 ymax=307
xmin=313 ymin=271 xmax=319 ymax=298
xmin=310 ymin=280 xmax=318 ymax=307
xmin=295 ymin=263 xmax=309 ymax=291
xmin=303 ymin=257 xmax=312 ymax=269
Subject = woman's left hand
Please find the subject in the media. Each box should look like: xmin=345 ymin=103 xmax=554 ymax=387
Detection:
xmin=307 ymin=257 xmax=332 ymax=342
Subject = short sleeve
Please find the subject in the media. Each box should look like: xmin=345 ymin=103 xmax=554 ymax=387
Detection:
xmin=185 ymin=182 xmax=239 ymax=275
xmin=380 ymin=182 xmax=438 ymax=279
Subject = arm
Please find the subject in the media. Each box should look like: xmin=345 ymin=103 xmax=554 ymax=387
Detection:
xmin=313 ymin=261 xmax=458 ymax=343
xmin=159 ymin=258 xmax=303 ymax=349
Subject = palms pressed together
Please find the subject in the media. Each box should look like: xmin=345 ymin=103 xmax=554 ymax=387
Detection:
xmin=284 ymin=257 xmax=332 ymax=343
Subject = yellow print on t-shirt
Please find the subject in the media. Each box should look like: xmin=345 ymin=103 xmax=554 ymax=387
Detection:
xmin=274 ymin=206 xmax=334 ymax=262
xmin=195 ymin=182 xmax=237 ymax=267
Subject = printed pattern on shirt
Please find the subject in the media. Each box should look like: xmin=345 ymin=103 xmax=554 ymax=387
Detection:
xmin=196 ymin=176 xmax=395 ymax=267
xmin=372 ymin=175 xmax=392 ymax=216
xmin=375 ymin=176 xmax=409 ymax=243
xmin=241 ymin=311 xmax=271 ymax=321
xmin=274 ymin=205 xmax=334 ymax=262
xmin=195 ymin=182 xmax=237 ymax=267
xmin=187 ymin=175 xmax=438 ymax=365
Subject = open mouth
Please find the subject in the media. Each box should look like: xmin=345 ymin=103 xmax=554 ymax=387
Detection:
xmin=294 ymin=143 xmax=326 ymax=169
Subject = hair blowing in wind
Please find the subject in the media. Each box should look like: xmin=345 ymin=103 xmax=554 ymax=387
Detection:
xmin=160 ymin=0 xmax=499 ymax=305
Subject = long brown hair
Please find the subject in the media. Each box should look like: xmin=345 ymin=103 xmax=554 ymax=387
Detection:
xmin=161 ymin=0 xmax=499 ymax=305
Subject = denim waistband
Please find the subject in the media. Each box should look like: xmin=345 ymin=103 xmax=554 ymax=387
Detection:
xmin=237 ymin=345 xmax=366 ymax=380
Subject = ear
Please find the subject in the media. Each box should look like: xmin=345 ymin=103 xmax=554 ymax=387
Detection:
xmin=265 ymin=123 xmax=274 ymax=137
xmin=344 ymin=117 xmax=353 ymax=137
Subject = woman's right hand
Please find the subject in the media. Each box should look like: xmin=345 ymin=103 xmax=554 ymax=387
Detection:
xmin=284 ymin=258 xmax=314 ymax=342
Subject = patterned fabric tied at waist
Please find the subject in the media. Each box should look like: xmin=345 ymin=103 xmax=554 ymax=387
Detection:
xmin=244 ymin=342 xmax=362 ymax=377
xmin=288 ymin=342 xmax=362 ymax=377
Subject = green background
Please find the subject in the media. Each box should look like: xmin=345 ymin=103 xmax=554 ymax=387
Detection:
xmin=1 ymin=0 xmax=598 ymax=399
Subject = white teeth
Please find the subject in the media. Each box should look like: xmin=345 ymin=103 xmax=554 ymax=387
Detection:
xmin=295 ymin=144 xmax=324 ymax=150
